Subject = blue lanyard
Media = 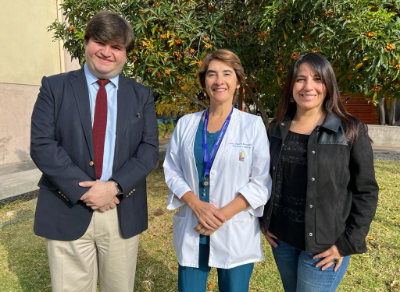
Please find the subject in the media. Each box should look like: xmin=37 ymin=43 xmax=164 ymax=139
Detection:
xmin=202 ymin=106 xmax=234 ymax=177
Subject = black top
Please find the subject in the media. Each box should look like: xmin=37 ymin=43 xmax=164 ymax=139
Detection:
xmin=269 ymin=130 xmax=309 ymax=250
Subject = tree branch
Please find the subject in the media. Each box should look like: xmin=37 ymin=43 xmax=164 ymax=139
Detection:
xmin=175 ymin=84 xmax=208 ymax=109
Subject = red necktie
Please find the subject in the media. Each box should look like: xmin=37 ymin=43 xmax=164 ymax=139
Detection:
xmin=92 ymin=79 xmax=110 ymax=179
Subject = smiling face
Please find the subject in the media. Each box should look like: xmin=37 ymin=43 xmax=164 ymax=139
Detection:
xmin=292 ymin=62 xmax=327 ymax=114
xmin=205 ymin=59 xmax=240 ymax=106
xmin=84 ymin=38 xmax=127 ymax=79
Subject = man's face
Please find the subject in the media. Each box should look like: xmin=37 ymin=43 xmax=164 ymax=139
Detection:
xmin=84 ymin=38 xmax=127 ymax=79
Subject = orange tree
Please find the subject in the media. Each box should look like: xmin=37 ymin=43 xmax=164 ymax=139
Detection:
xmin=49 ymin=0 xmax=274 ymax=126
xmin=259 ymin=0 xmax=400 ymax=125
xmin=50 ymin=0 xmax=400 ymax=126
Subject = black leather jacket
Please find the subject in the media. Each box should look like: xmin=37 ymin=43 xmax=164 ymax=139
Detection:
xmin=261 ymin=114 xmax=379 ymax=256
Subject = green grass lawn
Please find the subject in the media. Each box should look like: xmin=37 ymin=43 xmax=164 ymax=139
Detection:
xmin=0 ymin=160 xmax=399 ymax=291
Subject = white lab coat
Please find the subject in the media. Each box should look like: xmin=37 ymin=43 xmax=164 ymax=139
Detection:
xmin=163 ymin=109 xmax=272 ymax=269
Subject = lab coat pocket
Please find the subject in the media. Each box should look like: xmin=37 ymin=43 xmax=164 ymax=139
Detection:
xmin=173 ymin=207 xmax=186 ymax=258
xmin=228 ymin=212 xmax=262 ymax=263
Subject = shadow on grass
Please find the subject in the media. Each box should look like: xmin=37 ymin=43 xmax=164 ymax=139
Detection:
xmin=1 ymin=217 xmax=51 ymax=291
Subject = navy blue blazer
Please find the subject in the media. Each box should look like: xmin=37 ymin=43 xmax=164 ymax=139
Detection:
xmin=31 ymin=68 xmax=159 ymax=241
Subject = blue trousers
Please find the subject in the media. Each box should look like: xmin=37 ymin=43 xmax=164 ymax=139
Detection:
xmin=272 ymin=239 xmax=350 ymax=292
xmin=178 ymin=243 xmax=254 ymax=292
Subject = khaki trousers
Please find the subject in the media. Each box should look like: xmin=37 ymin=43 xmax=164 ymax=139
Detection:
xmin=46 ymin=207 xmax=140 ymax=292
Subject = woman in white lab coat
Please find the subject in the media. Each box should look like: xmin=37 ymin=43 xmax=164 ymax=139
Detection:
xmin=163 ymin=49 xmax=272 ymax=292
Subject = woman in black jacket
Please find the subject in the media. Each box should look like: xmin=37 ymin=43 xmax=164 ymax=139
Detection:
xmin=261 ymin=53 xmax=379 ymax=292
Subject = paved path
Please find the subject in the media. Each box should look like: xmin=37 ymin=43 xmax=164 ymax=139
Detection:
xmin=0 ymin=138 xmax=398 ymax=201
xmin=372 ymin=146 xmax=400 ymax=153
xmin=372 ymin=145 xmax=400 ymax=160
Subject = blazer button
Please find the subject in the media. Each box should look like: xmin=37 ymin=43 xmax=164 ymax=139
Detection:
xmin=89 ymin=161 xmax=94 ymax=167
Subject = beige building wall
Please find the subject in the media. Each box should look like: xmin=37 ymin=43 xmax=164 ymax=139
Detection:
xmin=0 ymin=0 xmax=80 ymax=166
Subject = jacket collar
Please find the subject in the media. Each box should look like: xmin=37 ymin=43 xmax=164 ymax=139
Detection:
xmin=274 ymin=112 xmax=341 ymax=142
xmin=71 ymin=69 xmax=94 ymax=159
xmin=115 ymin=74 xmax=132 ymax=142
xmin=280 ymin=112 xmax=342 ymax=132
xmin=320 ymin=113 xmax=342 ymax=132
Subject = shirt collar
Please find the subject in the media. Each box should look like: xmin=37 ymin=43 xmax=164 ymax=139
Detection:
xmin=83 ymin=63 xmax=119 ymax=89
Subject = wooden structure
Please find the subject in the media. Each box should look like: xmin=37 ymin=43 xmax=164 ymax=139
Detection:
xmin=342 ymin=95 xmax=379 ymax=125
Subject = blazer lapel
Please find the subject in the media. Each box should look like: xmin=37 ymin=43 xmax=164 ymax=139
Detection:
xmin=116 ymin=75 xmax=132 ymax=136
xmin=71 ymin=69 xmax=94 ymax=160
xmin=113 ymin=75 xmax=132 ymax=170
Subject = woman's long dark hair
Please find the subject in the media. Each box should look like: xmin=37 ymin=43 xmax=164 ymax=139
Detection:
xmin=275 ymin=53 xmax=361 ymax=142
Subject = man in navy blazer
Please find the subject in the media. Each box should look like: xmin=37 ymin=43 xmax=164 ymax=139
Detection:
xmin=30 ymin=11 xmax=158 ymax=291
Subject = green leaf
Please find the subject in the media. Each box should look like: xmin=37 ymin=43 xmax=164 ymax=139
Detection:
xmin=313 ymin=0 xmax=324 ymax=10
xmin=152 ymin=24 xmax=158 ymax=36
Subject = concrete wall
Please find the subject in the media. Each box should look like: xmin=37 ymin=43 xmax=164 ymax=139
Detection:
xmin=368 ymin=125 xmax=400 ymax=147
xmin=0 ymin=84 xmax=39 ymax=165
xmin=0 ymin=0 xmax=80 ymax=166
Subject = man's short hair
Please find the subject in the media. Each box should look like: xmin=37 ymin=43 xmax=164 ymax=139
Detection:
xmin=84 ymin=11 xmax=135 ymax=53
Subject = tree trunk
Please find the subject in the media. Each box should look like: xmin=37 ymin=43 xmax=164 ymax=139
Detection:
xmin=389 ymin=99 xmax=397 ymax=125
xmin=237 ymin=90 xmax=244 ymax=111
xmin=376 ymin=98 xmax=388 ymax=125
xmin=389 ymin=99 xmax=400 ymax=126
xmin=243 ymin=84 xmax=270 ymax=130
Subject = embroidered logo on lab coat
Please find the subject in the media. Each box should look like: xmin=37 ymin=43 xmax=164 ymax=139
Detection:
xmin=239 ymin=149 xmax=245 ymax=162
